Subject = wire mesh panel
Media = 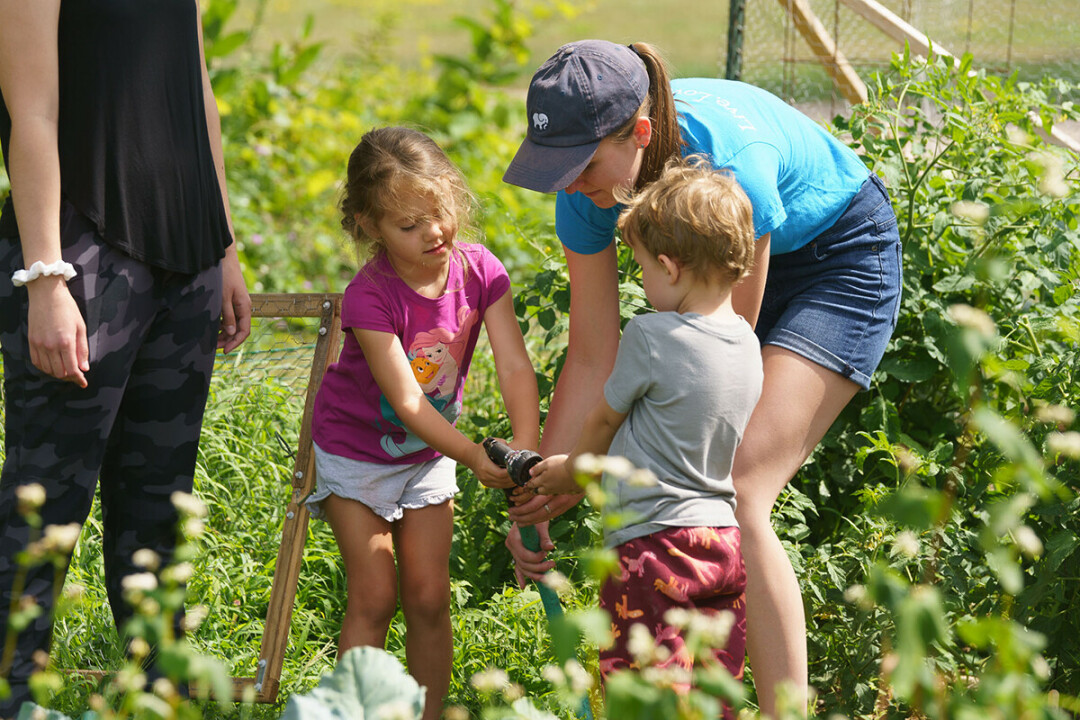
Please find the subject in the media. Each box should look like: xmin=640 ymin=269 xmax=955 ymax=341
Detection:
xmin=736 ymin=0 xmax=1080 ymax=116
xmin=199 ymin=293 xmax=342 ymax=701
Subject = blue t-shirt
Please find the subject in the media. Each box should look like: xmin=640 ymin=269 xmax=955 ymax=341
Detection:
xmin=556 ymin=78 xmax=870 ymax=256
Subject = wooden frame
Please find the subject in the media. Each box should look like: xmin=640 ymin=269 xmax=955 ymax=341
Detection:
xmin=236 ymin=293 xmax=342 ymax=702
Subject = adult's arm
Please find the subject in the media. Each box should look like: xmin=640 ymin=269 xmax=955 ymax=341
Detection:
xmin=195 ymin=1 xmax=250 ymax=353
xmin=508 ymin=242 xmax=621 ymax=525
xmin=0 ymin=1 xmax=88 ymax=387
xmin=731 ymin=232 xmax=771 ymax=329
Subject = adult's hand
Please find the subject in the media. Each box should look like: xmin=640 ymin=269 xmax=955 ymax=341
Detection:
xmin=505 ymin=522 xmax=555 ymax=587
xmin=217 ymin=244 xmax=251 ymax=353
xmin=507 ymin=490 xmax=582 ymax=527
xmin=26 ymin=277 xmax=88 ymax=388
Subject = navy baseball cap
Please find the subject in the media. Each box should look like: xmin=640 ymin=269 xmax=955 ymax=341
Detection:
xmin=503 ymin=40 xmax=649 ymax=193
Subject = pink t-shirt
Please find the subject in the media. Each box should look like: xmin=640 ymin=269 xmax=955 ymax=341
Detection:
xmin=311 ymin=242 xmax=511 ymax=464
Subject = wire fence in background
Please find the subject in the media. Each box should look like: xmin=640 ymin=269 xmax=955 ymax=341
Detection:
xmin=733 ymin=0 xmax=1080 ymax=116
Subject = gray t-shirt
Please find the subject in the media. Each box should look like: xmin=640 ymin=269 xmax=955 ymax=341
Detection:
xmin=602 ymin=311 xmax=763 ymax=548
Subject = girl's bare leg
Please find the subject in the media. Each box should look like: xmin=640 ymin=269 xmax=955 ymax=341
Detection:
xmin=323 ymin=495 xmax=398 ymax=655
xmin=396 ymin=500 xmax=455 ymax=720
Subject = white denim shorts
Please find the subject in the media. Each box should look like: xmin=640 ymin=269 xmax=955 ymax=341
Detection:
xmin=306 ymin=441 xmax=458 ymax=522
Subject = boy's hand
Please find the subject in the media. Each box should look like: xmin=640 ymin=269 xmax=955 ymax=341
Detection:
xmin=471 ymin=443 xmax=515 ymax=489
xmin=524 ymin=454 xmax=581 ymax=495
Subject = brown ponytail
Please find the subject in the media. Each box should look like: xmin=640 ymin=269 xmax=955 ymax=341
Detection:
xmin=612 ymin=42 xmax=685 ymax=190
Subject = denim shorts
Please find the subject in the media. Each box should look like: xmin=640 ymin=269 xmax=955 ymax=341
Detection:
xmin=756 ymin=173 xmax=902 ymax=390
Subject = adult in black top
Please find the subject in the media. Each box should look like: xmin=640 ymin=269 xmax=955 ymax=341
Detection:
xmin=0 ymin=1 xmax=250 ymax=712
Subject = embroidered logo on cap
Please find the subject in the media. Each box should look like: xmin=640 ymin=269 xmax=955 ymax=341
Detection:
xmin=532 ymin=112 xmax=549 ymax=131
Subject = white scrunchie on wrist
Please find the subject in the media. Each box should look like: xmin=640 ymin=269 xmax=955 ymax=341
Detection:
xmin=12 ymin=260 xmax=77 ymax=287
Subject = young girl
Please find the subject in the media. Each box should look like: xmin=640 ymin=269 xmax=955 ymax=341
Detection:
xmin=308 ymin=126 xmax=539 ymax=720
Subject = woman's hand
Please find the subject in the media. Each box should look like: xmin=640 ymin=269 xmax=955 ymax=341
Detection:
xmin=508 ymin=491 xmax=582 ymax=527
xmin=217 ymin=243 xmax=251 ymax=353
xmin=26 ymin=276 xmax=88 ymax=387
xmin=504 ymin=521 xmax=556 ymax=587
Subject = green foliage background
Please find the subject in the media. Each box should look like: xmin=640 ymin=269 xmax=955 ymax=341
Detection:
xmin=2 ymin=0 xmax=1078 ymax=718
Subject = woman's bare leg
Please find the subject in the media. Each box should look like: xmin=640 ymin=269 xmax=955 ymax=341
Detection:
xmin=734 ymin=347 xmax=860 ymax=718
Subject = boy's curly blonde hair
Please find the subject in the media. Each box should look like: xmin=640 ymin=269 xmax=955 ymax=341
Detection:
xmin=617 ymin=155 xmax=756 ymax=284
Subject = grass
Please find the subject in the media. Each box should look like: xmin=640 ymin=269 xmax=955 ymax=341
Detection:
xmin=234 ymin=0 xmax=1080 ymax=89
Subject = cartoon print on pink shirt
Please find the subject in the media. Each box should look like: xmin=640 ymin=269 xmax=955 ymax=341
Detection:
xmin=408 ymin=306 xmax=478 ymax=398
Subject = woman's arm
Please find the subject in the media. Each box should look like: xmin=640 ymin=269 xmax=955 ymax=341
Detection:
xmin=507 ymin=242 xmax=621 ymax=524
xmin=355 ymin=327 xmax=511 ymax=487
xmin=483 ymin=291 xmax=540 ymax=452
xmin=195 ymin=2 xmax=250 ymax=353
xmin=731 ymin=232 xmax=771 ymax=329
xmin=0 ymin=1 xmax=88 ymax=387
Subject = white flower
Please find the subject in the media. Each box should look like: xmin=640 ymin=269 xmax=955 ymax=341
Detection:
xmin=641 ymin=664 xmax=692 ymax=687
xmin=947 ymin=304 xmax=997 ymax=337
xmin=600 ymin=456 xmax=635 ymax=479
xmin=844 ymin=584 xmax=870 ymax=609
xmin=183 ymin=604 xmax=210 ymax=632
xmin=893 ymin=530 xmax=921 ymax=558
xmin=573 ymin=453 xmax=605 ymax=475
xmin=128 ymin=637 xmax=150 ymax=659
xmin=132 ymin=549 xmax=160 ymax=571
xmin=63 ymin=583 xmax=87 ymax=601
xmin=541 ymin=570 xmax=571 ymax=595
xmin=121 ymin=572 xmax=158 ymax=594
xmin=1031 ymin=151 xmax=1069 ymax=197
xmin=470 ymin=667 xmax=509 ymax=693
xmin=1047 ymin=431 xmax=1080 ymax=459
xmin=152 ymin=677 xmax=177 ymax=699
xmin=163 ymin=561 xmax=195 ymax=584
xmin=44 ymin=523 xmax=82 ymax=554
xmin=663 ymin=607 xmax=691 ymax=629
xmin=15 ymin=483 xmax=46 ymax=512
xmin=170 ymin=491 xmax=208 ymax=518
xmin=950 ymin=200 xmax=990 ymax=225
xmin=183 ymin=517 xmax=206 ymax=538
xmin=1006 ymin=125 xmax=1032 ymax=145
xmin=541 ymin=664 xmax=565 ymax=685
xmin=626 ymin=623 xmax=655 ymax=665
xmin=693 ymin=609 xmax=735 ymax=648
xmin=563 ymin=659 xmax=593 ymax=694
xmin=1034 ymin=404 xmax=1076 ymax=426
xmin=503 ymin=683 xmax=525 ymax=701
xmin=1013 ymin=525 xmax=1043 ymax=558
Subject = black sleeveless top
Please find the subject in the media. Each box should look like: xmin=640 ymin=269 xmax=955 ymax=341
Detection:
xmin=0 ymin=0 xmax=232 ymax=273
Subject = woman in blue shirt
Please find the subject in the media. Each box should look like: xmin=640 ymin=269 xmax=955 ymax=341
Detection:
xmin=502 ymin=39 xmax=901 ymax=716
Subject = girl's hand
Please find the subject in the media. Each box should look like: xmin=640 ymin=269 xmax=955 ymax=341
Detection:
xmin=27 ymin=277 xmax=89 ymax=388
xmin=470 ymin=443 xmax=514 ymax=489
xmin=524 ymin=454 xmax=581 ymax=496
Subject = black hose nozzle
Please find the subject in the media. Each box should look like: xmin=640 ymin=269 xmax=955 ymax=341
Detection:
xmin=482 ymin=437 xmax=542 ymax=487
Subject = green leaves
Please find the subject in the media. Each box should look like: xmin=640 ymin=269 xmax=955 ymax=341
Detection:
xmin=280 ymin=647 xmax=425 ymax=720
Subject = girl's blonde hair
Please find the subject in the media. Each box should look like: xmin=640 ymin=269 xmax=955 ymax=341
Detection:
xmin=610 ymin=42 xmax=685 ymax=191
xmin=617 ymin=155 xmax=756 ymax=284
xmin=339 ymin=126 xmax=476 ymax=257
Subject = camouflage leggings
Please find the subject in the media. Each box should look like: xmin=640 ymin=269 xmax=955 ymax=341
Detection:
xmin=0 ymin=203 xmax=222 ymax=714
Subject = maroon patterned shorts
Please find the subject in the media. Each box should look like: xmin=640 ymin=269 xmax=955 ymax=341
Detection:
xmin=599 ymin=526 xmax=747 ymax=687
